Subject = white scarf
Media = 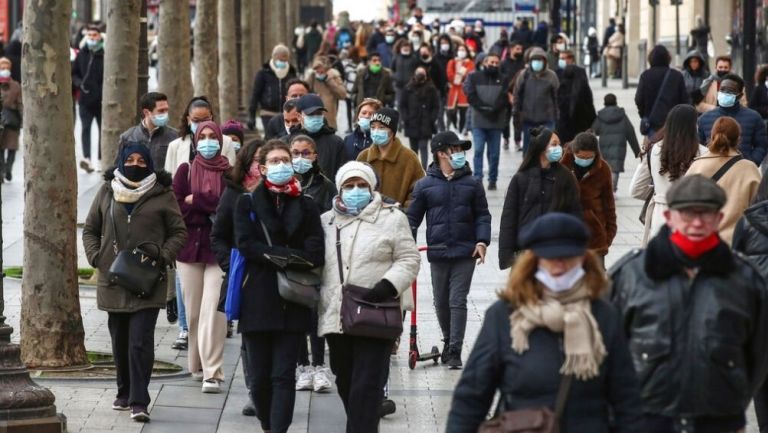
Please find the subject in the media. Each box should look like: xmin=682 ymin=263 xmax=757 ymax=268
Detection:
xmin=111 ymin=169 xmax=157 ymax=203
xmin=270 ymin=59 xmax=290 ymax=80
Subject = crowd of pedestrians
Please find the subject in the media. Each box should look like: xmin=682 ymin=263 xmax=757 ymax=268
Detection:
xmin=70 ymin=8 xmax=768 ymax=433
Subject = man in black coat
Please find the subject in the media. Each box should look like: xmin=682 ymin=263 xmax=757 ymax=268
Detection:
xmin=285 ymin=94 xmax=347 ymax=179
xmin=265 ymin=79 xmax=310 ymax=140
xmin=611 ymin=175 xmax=768 ymax=433
xmin=116 ymin=92 xmax=178 ymax=170
xmin=634 ymin=45 xmax=690 ymax=139
xmin=72 ymin=24 xmax=105 ymax=172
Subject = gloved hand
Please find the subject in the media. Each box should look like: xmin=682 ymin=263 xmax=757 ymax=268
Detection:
xmin=361 ymin=279 xmax=397 ymax=303
xmin=247 ymin=118 xmax=256 ymax=131
xmin=166 ymin=298 xmax=178 ymax=323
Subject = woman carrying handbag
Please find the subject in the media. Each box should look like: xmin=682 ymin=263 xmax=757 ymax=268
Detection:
xmin=317 ymin=161 xmax=421 ymax=433
xmin=83 ymin=144 xmax=187 ymax=422
xmin=446 ymin=213 xmax=645 ymax=433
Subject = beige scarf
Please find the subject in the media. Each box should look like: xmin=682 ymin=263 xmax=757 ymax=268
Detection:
xmin=111 ymin=169 xmax=157 ymax=203
xmin=510 ymin=280 xmax=607 ymax=380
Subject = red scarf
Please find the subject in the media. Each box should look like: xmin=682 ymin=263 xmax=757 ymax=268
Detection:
xmin=669 ymin=231 xmax=721 ymax=260
xmin=264 ymin=177 xmax=302 ymax=197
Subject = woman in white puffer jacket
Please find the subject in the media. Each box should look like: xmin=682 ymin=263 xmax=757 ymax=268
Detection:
xmin=318 ymin=161 xmax=420 ymax=433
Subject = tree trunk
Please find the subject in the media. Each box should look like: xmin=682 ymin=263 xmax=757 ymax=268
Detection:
xmin=239 ymin=0 xmax=253 ymax=110
xmin=158 ymin=0 xmax=192 ymax=125
xmin=263 ymin=1 xmax=287 ymax=56
xmin=218 ymin=0 xmax=238 ymax=122
xmin=100 ymin=0 xmax=141 ymax=168
xmin=21 ymin=0 xmax=88 ymax=368
xmin=194 ymin=0 xmax=219 ymax=121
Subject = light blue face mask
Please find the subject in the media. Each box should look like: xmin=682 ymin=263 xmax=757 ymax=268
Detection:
xmin=546 ymin=145 xmax=563 ymax=162
xmin=342 ymin=186 xmax=372 ymax=212
xmin=292 ymin=157 xmax=313 ymax=174
xmin=358 ymin=117 xmax=371 ymax=132
xmin=531 ymin=59 xmax=545 ymax=72
xmin=197 ymin=139 xmax=221 ymax=159
xmin=274 ymin=60 xmax=288 ymax=70
xmin=717 ymin=91 xmax=738 ymax=108
xmin=190 ymin=122 xmax=198 ymax=135
xmin=558 ymin=59 xmax=567 ymax=70
xmin=371 ymin=129 xmax=390 ymax=146
xmin=449 ymin=151 xmax=466 ymax=169
xmin=574 ymin=156 xmax=595 ymax=167
xmin=152 ymin=113 xmax=169 ymax=127
xmin=266 ymin=162 xmax=294 ymax=185
xmin=316 ymin=73 xmax=327 ymax=81
xmin=303 ymin=115 xmax=325 ymax=133
xmin=232 ymin=141 xmax=242 ymax=152
xmin=86 ymin=38 xmax=99 ymax=48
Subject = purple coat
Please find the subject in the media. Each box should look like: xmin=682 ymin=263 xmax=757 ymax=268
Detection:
xmin=172 ymin=162 xmax=223 ymax=264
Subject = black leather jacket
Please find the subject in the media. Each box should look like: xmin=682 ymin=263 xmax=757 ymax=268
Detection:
xmin=609 ymin=226 xmax=768 ymax=419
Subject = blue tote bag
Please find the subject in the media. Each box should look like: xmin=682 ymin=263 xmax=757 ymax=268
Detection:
xmin=225 ymin=248 xmax=246 ymax=321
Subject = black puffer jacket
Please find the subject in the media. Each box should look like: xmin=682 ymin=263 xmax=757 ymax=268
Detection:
xmin=733 ymin=200 xmax=768 ymax=277
xmin=610 ymin=226 xmax=768 ymax=421
xmin=248 ymin=62 xmax=298 ymax=117
xmin=446 ymin=299 xmax=645 ymax=433
xmin=498 ymin=164 xmax=582 ymax=269
xmin=400 ymin=80 xmax=440 ymax=139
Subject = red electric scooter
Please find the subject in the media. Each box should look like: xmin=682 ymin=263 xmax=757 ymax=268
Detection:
xmin=408 ymin=246 xmax=441 ymax=369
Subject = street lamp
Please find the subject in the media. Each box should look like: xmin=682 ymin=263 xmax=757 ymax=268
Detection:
xmin=0 ymin=111 xmax=65 ymax=431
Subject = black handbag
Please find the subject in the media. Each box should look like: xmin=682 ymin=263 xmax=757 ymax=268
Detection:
xmin=1 ymin=107 xmax=21 ymax=130
xmin=336 ymin=226 xmax=403 ymax=340
xmin=107 ymin=200 xmax=165 ymax=298
xmin=259 ymin=219 xmax=321 ymax=308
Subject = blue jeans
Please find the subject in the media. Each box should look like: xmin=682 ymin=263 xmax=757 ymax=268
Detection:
xmin=472 ymin=128 xmax=503 ymax=182
xmin=175 ymin=273 xmax=188 ymax=331
xmin=522 ymin=120 xmax=556 ymax=155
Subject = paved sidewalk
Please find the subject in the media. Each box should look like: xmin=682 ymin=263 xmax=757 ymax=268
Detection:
xmin=1 ymin=79 xmax=759 ymax=432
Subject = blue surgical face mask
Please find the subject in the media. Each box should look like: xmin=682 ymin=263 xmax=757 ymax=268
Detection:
xmin=266 ymin=162 xmax=294 ymax=185
xmin=274 ymin=59 xmax=288 ymax=69
xmin=558 ymin=59 xmax=567 ymax=70
xmin=0 ymin=70 xmax=11 ymax=79
xmin=190 ymin=122 xmax=198 ymax=135
xmin=232 ymin=141 xmax=242 ymax=152
xmin=316 ymin=73 xmax=327 ymax=81
xmin=358 ymin=117 xmax=371 ymax=132
xmin=546 ymin=145 xmax=563 ymax=162
xmin=342 ymin=186 xmax=372 ymax=212
xmin=449 ymin=151 xmax=466 ymax=169
xmin=385 ymin=35 xmax=395 ymax=44
xmin=86 ymin=38 xmax=99 ymax=48
xmin=292 ymin=157 xmax=313 ymax=174
xmin=717 ymin=91 xmax=738 ymax=108
xmin=303 ymin=114 xmax=325 ymax=133
xmin=574 ymin=156 xmax=595 ymax=167
xmin=371 ymin=129 xmax=390 ymax=146
xmin=152 ymin=113 xmax=169 ymax=127
xmin=197 ymin=139 xmax=221 ymax=159
xmin=531 ymin=59 xmax=544 ymax=72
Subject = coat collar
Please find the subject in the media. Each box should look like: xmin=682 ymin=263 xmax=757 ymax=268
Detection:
xmin=332 ymin=192 xmax=387 ymax=227
xmin=361 ymin=137 xmax=404 ymax=163
xmin=250 ymin=183 xmax=304 ymax=237
xmin=644 ymin=225 xmax=735 ymax=280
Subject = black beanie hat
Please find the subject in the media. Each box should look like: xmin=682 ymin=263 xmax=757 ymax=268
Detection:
xmin=371 ymin=107 xmax=399 ymax=134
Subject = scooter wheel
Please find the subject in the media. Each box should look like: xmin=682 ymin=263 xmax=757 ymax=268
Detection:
xmin=408 ymin=352 xmax=417 ymax=370
xmin=431 ymin=346 xmax=440 ymax=364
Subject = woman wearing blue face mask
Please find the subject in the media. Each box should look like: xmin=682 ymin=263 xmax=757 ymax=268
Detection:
xmin=498 ymin=127 xmax=582 ymax=269
xmin=318 ymin=161 xmax=420 ymax=433
xmin=560 ymin=132 xmax=617 ymax=266
xmin=172 ymin=121 xmax=232 ymax=394
xmin=233 ymin=140 xmax=325 ymax=433
xmin=343 ymin=98 xmax=382 ymax=160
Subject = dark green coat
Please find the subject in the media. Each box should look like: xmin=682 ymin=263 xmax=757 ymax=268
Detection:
xmin=82 ymin=170 xmax=187 ymax=313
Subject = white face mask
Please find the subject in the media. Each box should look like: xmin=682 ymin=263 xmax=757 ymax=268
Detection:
xmin=535 ymin=265 xmax=585 ymax=293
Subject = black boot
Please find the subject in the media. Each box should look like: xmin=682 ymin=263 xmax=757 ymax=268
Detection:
xmin=447 ymin=346 xmax=463 ymax=370
xmin=440 ymin=339 xmax=450 ymax=364
xmin=379 ymin=399 xmax=396 ymax=417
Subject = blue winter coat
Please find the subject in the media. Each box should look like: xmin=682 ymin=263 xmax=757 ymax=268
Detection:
xmin=698 ymin=104 xmax=768 ymax=165
xmin=343 ymin=126 xmax=372 ymax=161
xmin=406 ymin=164 xmax=492 ymax=262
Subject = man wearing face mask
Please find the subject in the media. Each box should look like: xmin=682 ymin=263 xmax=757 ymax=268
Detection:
xmin=407 ymin=131 xmax=491 ymax=368
xmin=306 ymin=56 xmax=348 ymax=130
xmin=463 ymin=50 xmax=512 ymax=190
xmin=72 ymin=23 xmax=105 ymax=173
xmin=513 ymin=47 xmax=559 ymax=155
xmin=501 ymin=41 xmax=526 ymax=150
xmin=356 ymin=107 xmax=425 ymax=208
xmin=286 ymin=94 xmax=347 ymax=179
xmin=697 ymin=55 xmax=748 ymax=113
xmin=697 ymin=74 xmax=768 ymax=166
xmin=117 ymin=92 xmax=178 ymax=170
xmin=265 ymin=79 xmax=310 ymax=140
xmin=418 ymin=44 xmax=448 ymax=133
xmin=611 ymin=175 xmax=768 ymax=433
xmin=547 ymin=33 xmax=569 ymax=72
xmin=391 ymin=39 xmax=420 ymax=121
xmin=376 ymin=28 xmax=398 ymax=69
xmin=351 ymin=52 xmax=395 ymax=108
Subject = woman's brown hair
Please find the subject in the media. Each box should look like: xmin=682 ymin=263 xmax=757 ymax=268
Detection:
xmin=258 ymin=140 xmax=291 ymax=165
xmin=708 ymin=116 xmax=741 ymax=156
xmin=499 ymin=250 xmax=608 ymax=307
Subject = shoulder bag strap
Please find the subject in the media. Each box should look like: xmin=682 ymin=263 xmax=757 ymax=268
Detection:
xmin=553 ymin=374 xmax=573 ymax=420
xmin=335 ymin=226 xmax=345 ymax=284
xmin=711 ymin=155 xmax=743 ymax=182
xmin=109 ymin=199 xmax=119 ymax=254
xmin=648 ymin=69 xmax=672 ymax=120
xmin=250 ymin=193 xmax=273 ymax=247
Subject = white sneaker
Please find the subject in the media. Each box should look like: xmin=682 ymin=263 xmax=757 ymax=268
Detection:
xmin=202 ymin=379 xmax=221 ymax=393
xmin=295 ymin=366 xmax=314 ymax=391
xmin=312 ymin=367 xmax=332 ymax=393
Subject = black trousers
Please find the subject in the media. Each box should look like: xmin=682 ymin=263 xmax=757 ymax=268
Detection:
xmin=79 ymin=102 xmax=102 ymax=160
xmin=298 ymin=307 xmax=325 ymax=366
xmin=326 ymin=334 xmax=394 ymax=433
xmin=242 ymin=331 xmax=303 ymax=433
xmin=107 ymin=308 xmax=160 ymax=406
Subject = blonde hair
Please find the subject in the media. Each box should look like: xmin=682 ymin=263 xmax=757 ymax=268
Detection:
xmin=499 ymin=250 xmax=608 ymax=307
xmin=0 ymin=57 xmax=12 ymax=68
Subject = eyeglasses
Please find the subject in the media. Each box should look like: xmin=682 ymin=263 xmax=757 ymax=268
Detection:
xmin=265 ymin=157 xmax=291 ymax=165
xmin=677 ymin=209 xmax=720 ymax=223
xmin=291 ymin=150 xmax=315 ymax=158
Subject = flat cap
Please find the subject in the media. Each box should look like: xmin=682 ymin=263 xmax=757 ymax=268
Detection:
xmin=667 ymin=174 xmax=727 ymax=210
